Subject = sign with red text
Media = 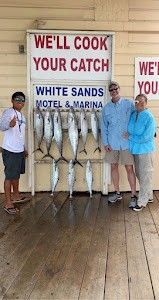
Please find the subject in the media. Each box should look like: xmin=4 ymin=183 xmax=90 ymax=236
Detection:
xmin=29 ymin=33 xmax=112 ymax=81
xmin=135 ymin=57 xmax=159 ymax=99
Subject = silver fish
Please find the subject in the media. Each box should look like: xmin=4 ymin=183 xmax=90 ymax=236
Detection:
xmin=43 ymin=110 xmax=54 ymax=159
xmin=91 ymin=109 xmax=101 ymax=153
xmin=86 ymin=160 xmax=93 ymax=198
xmin=34 ymin=107 xmax=44 ymax=153
xmin=80 ymin=109 xmax=88 ymax=155
xmin=68 ymin=108 xmax=82 ymax=166
xmin=68 ymin=160 xmax=75 ymax=198
xmin=51 ymin=159 xmax=59 ymax=195
xmin=53 ymin=108 xmax=67 ymax=163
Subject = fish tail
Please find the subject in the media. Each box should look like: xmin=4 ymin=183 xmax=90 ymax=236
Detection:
xmin=73 ymin=159 xmax=83 ymax=167
xmin=56 ymin=156 xmax=68 ymax=163
xmin=94 ymin=146 xmax=101 ymax=153
xmin=41 ymin=153 xmax=54 ymax=160
xmin=79 ymin=148 xmax=87 ymax=155
xmin=33 ymin=147 xmax=43 ymax=154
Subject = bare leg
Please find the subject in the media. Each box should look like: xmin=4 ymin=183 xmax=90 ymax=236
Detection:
xmin=4 ymin=179 xmax=14 ymax=208
xmin=111 ymin=163 xmax=120 ymax=192
xmin=12 ymin=179 xmax=21 ymax=200
xmin=125 ymin=164 xmax=136 ymax=196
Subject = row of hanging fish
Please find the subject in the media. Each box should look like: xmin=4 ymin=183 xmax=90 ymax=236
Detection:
xmin=51 ymin=159 xmax=93 ymax=198
xmin=34 ymin=107 xmax=101 ymax=163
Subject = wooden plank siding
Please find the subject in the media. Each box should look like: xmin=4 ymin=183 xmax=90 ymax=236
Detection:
xmin=0 ymin=0 xmax=159 ymax=193
xmin=1 ymin=191 xmax=159 ymax=299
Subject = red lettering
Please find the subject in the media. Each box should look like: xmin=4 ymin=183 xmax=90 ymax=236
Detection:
xmin=74 ymin=36 xmax=108 ymax=50
xmin=33 ymin=57 xmax=41 ymax=70
xmin=74 ymin=36 xmax=81 ymax=49
xmin=138 ymin=81 xmax=144 ymax=93
xmin=144 ymin=81 xmax=151 ymax=94
xmin=34 ymin=35 xmax=45 ymax=48
xmin=91 ymin=37 xmax=99 ymax=50
xmin=79 ymin=59 xmax=86 ymax=71
xmin=63 ymin=36 xmax=70 ymax=49
xmin=100 ymin=37 xmax=108 ymax=50
xmin=46 ymin=35 xmax=53 ymax=48
xmin=151 ymin=81 xmax=158 ymax=94
xmin=139 ymin=62 xmax=148 ymax=75
xmin=149 ymin=62 xmax=155 ymax=75
xmin=83 ymin=37 xmax=90 ymax=50
xmin=94 ymin=59 xmax=100 ymax=71
xmin=71 ymin=58 xmax=78 ymax=71
xmin=102 ymin=59 xmax=109 ymax=71
xmin=41 ymin=58 xmax=49 ymax=70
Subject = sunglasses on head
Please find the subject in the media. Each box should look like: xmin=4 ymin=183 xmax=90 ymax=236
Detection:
xmin=14 ymin=96 xmax=25 ymax=103
xmin=109 ymin=87 xmax=118 ymax=92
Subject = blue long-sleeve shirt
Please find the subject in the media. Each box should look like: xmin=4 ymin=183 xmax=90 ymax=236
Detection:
xmin=128 ymin=109 xmax=156 ymax=154
xmin=101 ymin=98 xmax=134 ymax=150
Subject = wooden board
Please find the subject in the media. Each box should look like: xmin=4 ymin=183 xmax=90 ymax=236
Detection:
xmin=124 ymin=194 xmax=154 ymax=299
xmin=104 ymin=199 xmax=129 ymax=300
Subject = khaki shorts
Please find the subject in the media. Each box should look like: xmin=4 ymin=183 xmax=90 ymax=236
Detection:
xmin=105 ymin=150 xmax=134 ymax=165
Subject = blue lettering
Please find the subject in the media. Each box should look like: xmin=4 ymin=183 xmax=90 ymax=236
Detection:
xmin=98 ymin=88 xmax=104 ymax=96
xmin=71 ymin=87 xmax=77 ymax=96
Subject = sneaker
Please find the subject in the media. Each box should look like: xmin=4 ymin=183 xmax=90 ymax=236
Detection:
xmin=129 ymin=195 xmax=137 ymax=209
xmin=148 ymin=199 xmax=154 ymax=203
xmin=133 ymin=205 xmax=143 ymax=212
xmin=108 ymin=192 xmax=122 ymax=203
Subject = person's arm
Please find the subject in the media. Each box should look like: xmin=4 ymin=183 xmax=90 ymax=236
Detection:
xmin=0 ymin=109 xmax=15 ymax=131
xmin=101 ymin=108 xmax=109 ymax=146
xmin=129 ymin=116 xmax=156 ymax=144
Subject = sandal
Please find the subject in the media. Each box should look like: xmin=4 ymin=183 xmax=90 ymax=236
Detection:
xmin=4 ymin=207 xmax=17 ymax=215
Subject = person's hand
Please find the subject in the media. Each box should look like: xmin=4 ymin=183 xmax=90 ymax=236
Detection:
xmin=24 ymin=150 xmax=28 ymax=158
xmin=123 ymin=132 xmax=129 ymax=139
xmin=104 ymin=145 xmax=112 ymax=152
xmin=9 ymin=116 xmax=16 ymax=127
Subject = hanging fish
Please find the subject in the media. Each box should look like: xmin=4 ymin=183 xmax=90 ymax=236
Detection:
xmin=42 ymin=110 xmax=54 ymax=159
xmin=33 ymin=107 xmax=44 ymax=153
xmin=53 ymin=108 xmax=67 ymax=163
xmin=68 ymin=160 xmax=76 ymax=198
xmin=91 ymin=109 xmax=101 ymax=153
xmin=86 ymin=160 xmax=93 ymax=198
xmin=68 ymin=107 xmax=82 ymax=167
xmin=51 ymin=159 xmax=59 ymax=195
xmin=79 ymin=109 xmax=88 ymax=155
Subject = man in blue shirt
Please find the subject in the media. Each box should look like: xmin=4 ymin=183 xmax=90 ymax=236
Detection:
xmin=127 ymin=94 xmax=156 ymax=211
xmin=101 ymin=81 xmax=137 ymax=204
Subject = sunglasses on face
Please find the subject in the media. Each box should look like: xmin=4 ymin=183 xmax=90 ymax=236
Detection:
xmin=14 ymin=97 xmax=25 ymax=103
xmin=109 ymin=87 xmax=118 ymax=92
xmin=135 ymin=100 xmax=145 ymax=104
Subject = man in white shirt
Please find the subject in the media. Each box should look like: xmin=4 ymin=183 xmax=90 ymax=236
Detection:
xmin=0 ymin=91 xmax=28 ymax=214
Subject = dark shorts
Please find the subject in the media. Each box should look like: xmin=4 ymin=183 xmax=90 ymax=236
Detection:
xmin=2 ymin=149 xmax=25 ymax=180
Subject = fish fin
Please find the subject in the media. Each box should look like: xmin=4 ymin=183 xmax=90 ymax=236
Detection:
xmin=79 ymin=148 xmax=87 ymax=155
xmin=33 ymin=147 xmax=43 ymax=154
xmin=94 ymin=146 xmax=101 ymax=153
xmin=73 ymin=159 xmax=83 ymax=167
xmin=40 ymin=153 xmax=54 ymax=160
xmin=56 ymin=156 xmax=68 ymax=163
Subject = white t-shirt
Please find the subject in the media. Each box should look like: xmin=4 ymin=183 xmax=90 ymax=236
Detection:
xmin=0 ymin=108 xmax=26 ymax=152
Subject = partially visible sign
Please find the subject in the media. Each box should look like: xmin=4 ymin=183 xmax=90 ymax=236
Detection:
xmin=135 ymin=57 xmax=159 ymax=99
xmin=30 ymin=33 xmax=112 ymax=81
xmin=34 ymin=84 xmax=106 ymax=109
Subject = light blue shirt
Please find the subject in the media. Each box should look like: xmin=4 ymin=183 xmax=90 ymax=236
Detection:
xmin=128 ymin=109 xmax=156 ymax=154
xmin=101 ymin=98 xmax=134 ymax=150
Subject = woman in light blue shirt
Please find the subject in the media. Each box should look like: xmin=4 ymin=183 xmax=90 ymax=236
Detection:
xmin=127 ymin=94 xmax=156 ymax=211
